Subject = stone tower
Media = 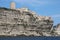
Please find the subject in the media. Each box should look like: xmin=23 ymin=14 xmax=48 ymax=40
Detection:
xmin=10 ymin=2 xmax=15 ymax=9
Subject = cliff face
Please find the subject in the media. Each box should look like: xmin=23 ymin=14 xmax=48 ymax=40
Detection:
xmin=53 ymin=24 xmax=60 ymax=36
xmin=0 ymin=7 xmax=53 ymax=36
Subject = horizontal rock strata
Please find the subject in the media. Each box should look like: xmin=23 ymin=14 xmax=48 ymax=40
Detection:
xmin=0 ymin=7 xmax=55 ymax=36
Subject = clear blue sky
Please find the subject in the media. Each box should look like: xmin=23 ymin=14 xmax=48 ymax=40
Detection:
xmin=0 ymin=0 xmax=60 ymax=25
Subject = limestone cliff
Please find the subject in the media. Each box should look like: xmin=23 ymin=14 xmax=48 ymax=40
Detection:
xmin=53 ymin=24 xmax=60 ymax=36
xmin=0 ymin=7 xmax=54 ymax=36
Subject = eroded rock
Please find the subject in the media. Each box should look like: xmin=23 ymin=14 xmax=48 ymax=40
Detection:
xmin=0 ymin=7 xmax=54 ymax=36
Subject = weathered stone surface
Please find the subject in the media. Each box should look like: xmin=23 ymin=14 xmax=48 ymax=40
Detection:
xmin=0 ymin=7 xmax=54 ymax=36
xmin=54 ymin=24 xmax=60 ymax=36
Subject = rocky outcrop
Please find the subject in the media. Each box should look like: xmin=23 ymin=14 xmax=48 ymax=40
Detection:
xmin=53 ymin=24 xmax=60 ymax=36
xmin=0 ymin=7 xmax=55 ymax=36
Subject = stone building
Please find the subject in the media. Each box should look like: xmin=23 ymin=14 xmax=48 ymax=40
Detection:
xmin=10 ymin=2 xmax=16 ymax=9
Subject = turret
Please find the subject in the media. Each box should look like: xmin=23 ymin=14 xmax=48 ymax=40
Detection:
xmin=10 ymin=2 xmax=16 ymax=9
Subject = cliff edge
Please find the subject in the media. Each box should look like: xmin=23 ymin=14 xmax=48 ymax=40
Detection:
xmin=0 ymin=7 xmax=58 ymax=36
